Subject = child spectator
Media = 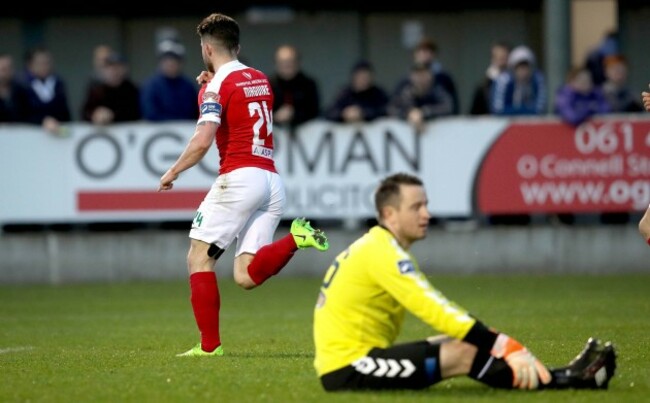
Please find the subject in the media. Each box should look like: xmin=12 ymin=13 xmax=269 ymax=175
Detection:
xmin=554 ymin=66 xmax=610 ymax=127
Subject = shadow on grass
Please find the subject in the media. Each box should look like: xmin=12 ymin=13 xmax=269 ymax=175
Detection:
xmin=226 ymin=351 xmax=314 ymax=358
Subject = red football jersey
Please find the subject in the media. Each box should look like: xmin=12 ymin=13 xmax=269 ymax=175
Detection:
xmin=197 ymin=60 xmax=277 ymax=174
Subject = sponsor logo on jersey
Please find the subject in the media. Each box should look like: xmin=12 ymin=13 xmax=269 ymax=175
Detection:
xmin=242 ymin=71 xmax=252 ymax=80
xmin=252 ymin=145 xmax=273 ymax=159
xmin=243 ymin=85 xmax=271 ymax=98
xmin=397 ymin=259 xmax=415 ymax=274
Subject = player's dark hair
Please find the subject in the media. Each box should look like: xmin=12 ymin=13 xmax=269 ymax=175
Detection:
xmin=197 ymin=13 xmax=240 ymax=53
xmin=374 ymin=173 xmax=423 ymax=219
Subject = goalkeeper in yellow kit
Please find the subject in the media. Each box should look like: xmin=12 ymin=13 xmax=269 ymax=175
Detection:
xmin=313 ymin=173 xmax=616 ymax=391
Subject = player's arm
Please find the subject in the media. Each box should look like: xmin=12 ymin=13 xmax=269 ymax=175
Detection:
xmin=642 ymin=84 xmax=650 ymax=112
xmin=639 ymin=205 xmax=650 ymax=245
xmin=369 ymin=258 xmax=475 ymax=340
xmin=463 ymin=320 xmax=551 ymax=389
xmin=372 ymin=262 xmax=549 ymax=389
xmin=158 ymin=121 xmax=216 ymax=191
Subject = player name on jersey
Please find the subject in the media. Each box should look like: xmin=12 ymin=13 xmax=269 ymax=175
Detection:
xmin=243 ymin=85 xmax=271 ymax=98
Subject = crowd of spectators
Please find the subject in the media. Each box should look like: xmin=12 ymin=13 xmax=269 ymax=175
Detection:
xmin=0 ymin=31 xmax=646 ymax=133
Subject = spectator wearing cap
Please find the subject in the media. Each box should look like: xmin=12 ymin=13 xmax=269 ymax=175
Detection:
xmin=140 ymin=40 xmax=199 ymax=122
xmin=490 ymin=45 xmax=547 ymax=116
xmin=80 ymin=51 xmax=141 ymax=125
xmin=323 ymin=60 xmax=389 ymax=123
xmin=387 ymin=61 xmax=455 ymax=133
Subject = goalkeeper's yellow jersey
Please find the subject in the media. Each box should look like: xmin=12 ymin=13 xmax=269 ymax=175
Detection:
xmin=313 ymin=225 xmax=477 ymax=376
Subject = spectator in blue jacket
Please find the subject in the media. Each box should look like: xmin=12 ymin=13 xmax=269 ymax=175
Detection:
xmin=490 ymin=45 xmax=546 ymax=116
xmin=324 ymin=60 xmax=388 ymax=123
xmin=140 ymin=40 xmax=199 ymax=121
xmin=554 ymin=66 xmax=610 ymax=127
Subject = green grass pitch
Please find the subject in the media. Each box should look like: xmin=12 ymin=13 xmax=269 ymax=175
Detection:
xmin=1 ymin=274 xmax=648 ymax=402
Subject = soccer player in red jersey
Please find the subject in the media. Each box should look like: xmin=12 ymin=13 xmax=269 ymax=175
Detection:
xmin=158 ymin=12 xmax=330 ymax=357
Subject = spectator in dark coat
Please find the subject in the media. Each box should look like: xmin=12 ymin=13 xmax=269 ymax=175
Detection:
xmin=600 ymin=54 xmax=643 ymax=113
xmin=387 ymin=62 xmax=455 ymax=132
xmin=469 ymin=41 xmax=511 ymax=115
xmin=584 ymin=31 xmax=619 ymax=87
xmin=140 ymin=40 xmax=198 ymax=121
xmin=324 ymin=60 xmax=388 ymax=123
xmin=81 ymin=52 xmax=141 ymax=125
xmin=395 ymin=38 xmax=460 ymax=115
xmin=19 ymin=46 xmax=71 ymax=134
xmin=0 ymin=53 xmax=31 ymax=123
xmin=268 ymin=44 xmax=320 ymax=128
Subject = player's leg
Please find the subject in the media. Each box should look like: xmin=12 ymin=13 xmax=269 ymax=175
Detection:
xmin=542 ymin=337 xmax=617 ymax=389
xmin=320 ymin=338 xmax=476 ymax=391
xmin=234 ymin=170 xmax=328 ymax=288
xmin=178 ymin=169 xmax=266 ymax=356
xmin=467 ymin=336 xmax=616 ymax=390
xmin=176 ymin=238 xmax=223 ymax=357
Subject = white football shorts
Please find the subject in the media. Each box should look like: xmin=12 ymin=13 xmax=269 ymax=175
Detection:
xmin=189 ymin=167 xmax=286 ymax=257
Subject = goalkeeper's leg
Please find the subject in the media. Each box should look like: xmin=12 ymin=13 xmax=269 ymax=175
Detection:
xmin=468 ymin=337 xmax=616 ymax=390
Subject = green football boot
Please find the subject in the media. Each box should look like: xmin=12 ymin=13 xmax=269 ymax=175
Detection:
xmin=290 ymin=217 xmax=329 ymax=251
xmin=176 ymin=343 xmax=224 ymax=357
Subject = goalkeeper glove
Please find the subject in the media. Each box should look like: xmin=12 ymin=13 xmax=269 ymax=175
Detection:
xmin=491 ymin=333 xmax=552 ymax=390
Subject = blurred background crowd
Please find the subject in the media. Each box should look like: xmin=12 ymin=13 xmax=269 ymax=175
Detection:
xmin=1 ymin=0 xmax=649 ymax=135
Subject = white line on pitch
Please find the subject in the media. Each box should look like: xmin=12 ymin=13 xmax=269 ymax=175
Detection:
xmin=0 ymin=346 xmax=34 ymax=354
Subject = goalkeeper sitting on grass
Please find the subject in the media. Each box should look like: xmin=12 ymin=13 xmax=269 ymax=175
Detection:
xmin=313 ymin=172 xmax=616 ymax=392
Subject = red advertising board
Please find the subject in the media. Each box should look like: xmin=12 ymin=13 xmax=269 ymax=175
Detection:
xmin=476 ymin=119 xmax=650 ymax=214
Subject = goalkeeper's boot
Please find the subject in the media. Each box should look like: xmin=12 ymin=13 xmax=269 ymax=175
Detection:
xmin=176 ymin=343 xmax=224 ymax=357
xmin=549 ymin=337 xmax=617 ymax=389
xmin=291 ymin=217 xmax=329 ymax=251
